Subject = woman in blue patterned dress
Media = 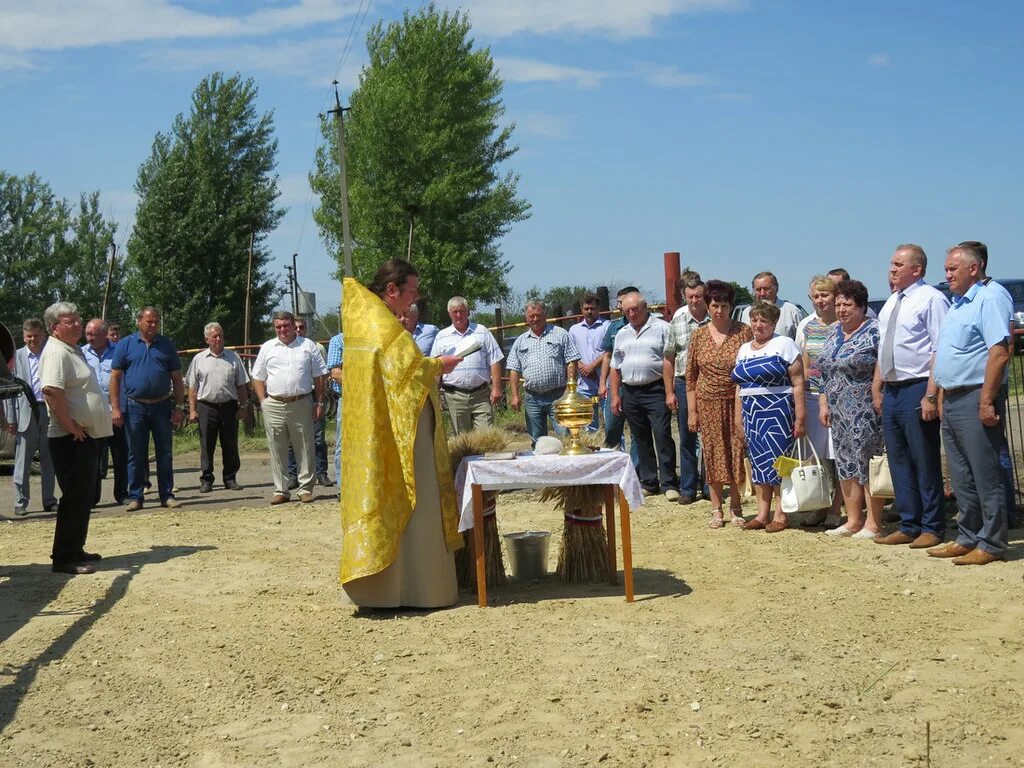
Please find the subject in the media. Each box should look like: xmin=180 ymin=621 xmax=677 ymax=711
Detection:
xmin=817 ymin=280 xmax=885 ymax=539
xmin=732 ymin=302 xmax=806 ymax=532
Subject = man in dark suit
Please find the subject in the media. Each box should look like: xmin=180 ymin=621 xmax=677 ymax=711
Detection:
xmin=4 ymin=319 xmax=58 ymax=516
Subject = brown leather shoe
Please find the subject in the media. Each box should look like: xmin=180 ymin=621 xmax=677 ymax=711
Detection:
xmin=952 ymin=548 xmax=1004 ymax=566
xmin=874 ymin=531 xmax=915 ymax=545
xmin=270 ymin=494 xmax=289 ymax=505
xmin=908 ymin=532 xmax=942 ymax=549
xmin=926 ymin=541 xmax=972 ymax=558
xmin=765 ymin=520 xmax=788 ymax=533
xmin=743 ymin=518 xmax=767 ymax=530
xmin=299 ymin=493 xmax=314 ymax=504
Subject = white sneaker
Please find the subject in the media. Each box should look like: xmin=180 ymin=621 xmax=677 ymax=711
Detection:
xmin=825 ymin=525 xmax=855 ymax=537
xmin=852 ymin=528 xmax=879 ymax=540
xmin=665 ymin=489 xmax=680 ymax=502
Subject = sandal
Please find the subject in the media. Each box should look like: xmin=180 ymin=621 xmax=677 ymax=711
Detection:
xmin=708 ymin=510 xmax=725 ymax=529
xmin=765 ymin=520 xmax=788 ymax=533
xmin=825 ymin=525 xmax=856 ymax=538
xmin=729 ymin=508 xmax=745 ymax=527
xmin=743 ymin=518 xmax=767 ymax=531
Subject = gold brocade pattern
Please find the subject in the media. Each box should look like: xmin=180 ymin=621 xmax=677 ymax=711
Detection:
xmin=339 ymin=278 xmax=463 ymax=584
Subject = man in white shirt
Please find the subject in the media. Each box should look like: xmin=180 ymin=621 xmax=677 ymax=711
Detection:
xmin=4 ymin=318 xmax=58 ymax=516
xmin=610 ymin=291 xmax=678 ymax=499
xmin=251 ymin=311 xmax=327 ymax=504
xmin=872 ymin=244 xmax=950 ymax=548
xmin=566 ymin=293 xmax=607 ymax=432
xmin=740 ymin=271 xmax=805 ymax=339
xmin=429 ymin=296 xmax=504 ymax=434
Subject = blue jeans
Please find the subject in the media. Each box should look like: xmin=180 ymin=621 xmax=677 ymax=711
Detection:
xmin=334 ymin=395 xmax=342 ymax=489
xmin=603 ymin=386 xmax=640 ymax=464
xmin=524 ymin=389 xmax=567 ymax=447
xmin=674 ymin=378 xmax=701 ymax=497
xmin=125 ymin=398 xmax=174 ymax=503
xmin=881 ymin=380 xmax=944 ymax=537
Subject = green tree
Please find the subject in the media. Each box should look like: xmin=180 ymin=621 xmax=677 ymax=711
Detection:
xmin=0 ymin=172 xmax=125 ymax=325
xmin=126 ymin=73 xmax=284 ymax=346
xmin=729 ymin=282 xmax=754 ymax=306
xmin=311 ymin=3 xmax=530 ymax=308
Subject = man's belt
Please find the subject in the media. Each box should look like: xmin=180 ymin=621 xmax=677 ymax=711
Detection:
xmin=524 ymin=386 xmax=563 ymax=396
xmin=944 ymin=384 xmax=982 ymax=396
xmin=441 ymin=382 xmax=488 ymax=395
xmin=884 ymin=377 xmax=928 ymax=390
xmin=129 ymin=395 xmax=172 ymax=404
xmin=622 ymin=379 xmax=664 ymax=390
xmin=269 ymin=392 xmax=311 ymax=403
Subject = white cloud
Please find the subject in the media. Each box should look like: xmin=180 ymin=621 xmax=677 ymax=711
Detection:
xmin=0 ymin=0 xmax=357 ymax=51
xmin=450 ymin=0 xmax=744 ymax=38
xmin=514 ymin=112 xmax=571 ymax=139
xmin=142 ymin=37 xmax=363 ymax=89
xmin=639 ymin=64 xmax=713 ymax=88
xmin=0 ymin=48 xmax=40 ymax=71
xmin=495 ymin=56 xmax=606 ymax=88
xmin=868 ymin=53 xmax=891 ymax=67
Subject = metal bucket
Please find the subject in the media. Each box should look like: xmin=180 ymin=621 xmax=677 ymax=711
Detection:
xmin=503 ymin=530 xmax=551 ymax=581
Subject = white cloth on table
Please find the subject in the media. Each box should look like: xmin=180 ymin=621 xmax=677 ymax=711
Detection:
xmin=453 ymin=449 xmax=644 ymax=533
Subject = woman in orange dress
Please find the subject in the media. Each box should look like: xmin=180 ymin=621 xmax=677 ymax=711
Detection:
xmin=685 ymin=280 xmax=753 ymax=528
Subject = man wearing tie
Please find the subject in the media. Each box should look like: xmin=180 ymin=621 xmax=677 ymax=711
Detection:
xmin=872 ymin=244 xmax=950 ymax=548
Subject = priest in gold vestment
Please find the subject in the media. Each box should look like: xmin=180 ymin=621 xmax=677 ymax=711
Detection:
xmin=340 ymin=259 xmax=466 ymax=608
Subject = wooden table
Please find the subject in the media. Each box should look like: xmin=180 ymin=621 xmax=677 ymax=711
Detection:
xmin=454 ymin=451 xmax=643 ymax=608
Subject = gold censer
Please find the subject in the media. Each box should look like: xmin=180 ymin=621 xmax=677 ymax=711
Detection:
xmin=553 ymin=380 xmax=598 ymax=455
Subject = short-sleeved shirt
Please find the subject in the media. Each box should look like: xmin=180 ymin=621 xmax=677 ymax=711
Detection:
xmin=81 ymin=342 xmax=116 ymax=397
xmin=430 ymin=323 xmax=504 ymax=389
xmin=877 ymin=279 xmax=949 ymax=381
xmin=734 ymin=335 xmax=802 ymax=397
xmin=186 ymin=348 xmax=250 ymax=404
xmin=505 ymin=324 xmax=581 ymax=393
xmin=795 ymin=314 xmax=838 ymax=394
xmin=251 ymin=335 xmax=328 ymax=397
xmin=934 ymin=282 xmax=1011 ymax=389
xmin=412 ymin=323 xmax=439 ymax=356
xmin=567 ymin=318 xmax=608 ymax=396
xmin=326 ymin=332 xmax=344 ymax=394
xmin=40 ymin=338 xmax=114 ymax=439
xmin=111 ymin=332 xmax=181 ymax=400
xmin=610 ymin=314 xmax=672 ymax=386
xmin=740 ymin=300 xmax=806 ymax=340
xmin=667 ymin=306 xmax=711 ymax=378
xmin=600 ymin=317 xmax=627 ymax=354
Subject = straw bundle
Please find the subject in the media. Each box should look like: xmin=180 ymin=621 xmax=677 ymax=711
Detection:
xmin=448 ymin=427 xmax=513 ymax=590
xmin=541 ymin=484 xmax=609 ymax=583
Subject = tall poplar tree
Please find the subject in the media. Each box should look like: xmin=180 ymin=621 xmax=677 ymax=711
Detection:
xmin=126 ymin=73 xmax=284 ymax=345
xmin=311 ymin=4 xmax=530 ymax=315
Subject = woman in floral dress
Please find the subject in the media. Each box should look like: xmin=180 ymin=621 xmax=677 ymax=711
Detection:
xmin=818 ymin=280 xmax=886 ymax=539
xmin=685 ymin=280 xmax=753 ymax=528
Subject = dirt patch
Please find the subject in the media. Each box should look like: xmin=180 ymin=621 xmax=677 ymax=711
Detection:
xmin=2 ymin=482 xmax=1024 ymax=767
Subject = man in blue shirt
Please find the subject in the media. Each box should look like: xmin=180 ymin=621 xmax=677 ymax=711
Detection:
xmin=405 ymin=303 xmax=438 ymax=356
xmin=567 ymin=293 xmax=606 ymax=432
xmin=928 ymin=242 xmax=1012 ymax=565
xmin=326 ymin=330 xmax=344 ymax=491
xmin=110 ymin=306 xmax=184 ymax=511
xmin=83 ymin=318 xmax=127 ymax=505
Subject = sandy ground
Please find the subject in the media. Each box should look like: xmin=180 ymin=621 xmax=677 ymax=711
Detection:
xmin=2 ymin=450 xmax=1024 ymax=768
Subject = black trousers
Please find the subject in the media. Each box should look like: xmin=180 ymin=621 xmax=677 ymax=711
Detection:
xmin=622 ymin=380 xmax=678 ymax=493
xmin=95 ymin=425 xmax=128 ymax=504
xmin=198 ymin=400 xmax=240 ymax=483
xmin=50 ymin=435 xmax=99 ymax=565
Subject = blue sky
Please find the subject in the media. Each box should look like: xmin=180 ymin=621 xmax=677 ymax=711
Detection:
xmin=3 ymin=0 xmax=1023 ymax=319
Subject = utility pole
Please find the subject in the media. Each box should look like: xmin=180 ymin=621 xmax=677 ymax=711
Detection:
xmin=285 ymin=264 xmax=296 ymax=313
xmin=291 ymin=253 xmax=299 ymax=313
xmin=327 ymin=81 xmax=354 ymax=280
xmin=243 ymin=232 xmax=254 ymax=350
xmin=101 ymin=242 xmax=116 ymax=321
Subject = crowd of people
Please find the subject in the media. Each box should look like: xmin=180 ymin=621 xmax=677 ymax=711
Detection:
xmin=4 ymin=241 xmax=1017 ymax=581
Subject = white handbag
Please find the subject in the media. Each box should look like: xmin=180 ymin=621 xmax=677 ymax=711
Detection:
xmin=780 ymin=437 xmax=834 ymax=513
xmin=868 ymin=454 xmax=895 ymax=499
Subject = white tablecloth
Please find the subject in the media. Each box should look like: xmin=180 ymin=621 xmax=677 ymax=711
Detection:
xmin=453 ymin=449 xmax=644 ymax=532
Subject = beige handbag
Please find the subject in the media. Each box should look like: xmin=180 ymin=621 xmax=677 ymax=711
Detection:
xmin=868 ymin=454 xmax=895 ymax=498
